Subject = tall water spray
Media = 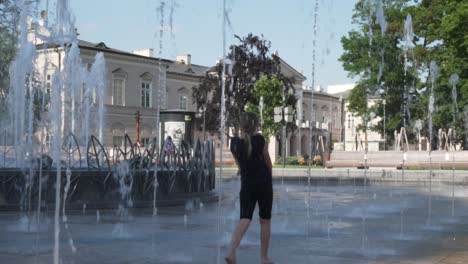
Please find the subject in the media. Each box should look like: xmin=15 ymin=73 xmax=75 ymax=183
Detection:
xmin=63 ymin=43 xmax=105 ymax=158
xmin=61 ymin=41 xmax=80 ymax=226
xmin=8 ymin=0 xmax=37 ymax=169
xmin=112 ymin=161 xmax=133 ymax=237
xmin=54 ymin=0 xmax=76 ymax=45
xmin=90 ymin=53 xmax=106 ymax=143
xmin=449 ymin=73 xmax=459 ymax=217
xmin=428 ymin=61 xmax=438 ymax=152
xmin=395 ymin=13 xmax=415 ymax=237
xmin=398 ymin=14 xmax=415 ymax=129
xmin=217 ymin=0 xmax=227 ymax=263
xmin=376 ymin=0 xmax=387 ymax=84
xmin=427 ymin=61 xmax=438 ymax=227
xmin=360 ymin=0 xmax=388 ymax=256
xmin=63 ymin=42 xmax=81 ymax=136
xmin=81 ymin=66 xmax=92 ymax=146
xmin=51 ymin=1 xmax=79 ymax=262
xmin=307 ymin=0 xmax=319 ymax=248
xmin=7 ymin=0 xmax=107 ymax=261
xmin=363 ymin=0 xmax=377 ymax=173
xmin=464 ymin=106 xmax=468 ymax=150
xmin=50 ymin=72 xmax=63 ymax=264
xmin=152 ymin=0 xmax=166 ymax=217
xmin=450 ymin=74 xmax=459 ymax=127
xmin=168 ymin=0 xmax=179 ymax=52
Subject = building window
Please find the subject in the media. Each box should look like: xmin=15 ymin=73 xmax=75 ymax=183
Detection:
xmin=160 ymin=87 xmax=168 ymax=109
xmin=46 ymin=74 xmax=51 ymax=95
xmin=323 ymin=115 xmax=327 ymax=123
xmin=141 ymin=80 xmax=152 ymax=108
xmin=179 ymin=95 xmax=187 ymax=110
xmin=113 ymin=78 xmax=125 ymax=106
xmin=45 ymin=134 xmax=53 ymax=146
xmin=112 ymin=136 xmax=124 ymax=147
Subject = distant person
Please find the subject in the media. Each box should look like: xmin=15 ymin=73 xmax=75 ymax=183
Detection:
xmin=225 ymin=112 xmax=273 ymax=264
xmin=164 ymin=136 xmax=174 ymax=156
xmin=37 ymin=10 xmax=51 ymax=37
xmin=38 ymin=10 xmax=48 ymax=27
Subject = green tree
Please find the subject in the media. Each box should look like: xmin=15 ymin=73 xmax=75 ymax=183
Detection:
xmin=341 ymin=0 xmax=468 ymax=149
xmin=0 ymin=1 xmax=19 ymax=118
xmin=192 ymin=33 xmax=297 ymax=138
xmin=341 ymin=0 xmax=413 ymax=142
xmin=244 ymin=75 xmax=284 ymax=141
xmin=411 ymin=0 xmax=468 ymax=148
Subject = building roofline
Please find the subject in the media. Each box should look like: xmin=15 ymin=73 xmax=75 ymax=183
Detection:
xmin=302 ymin=89 xmax=341 ymax=100
xmin=276 ymin=56 xmax=307 ymax=81
xmin=35 ymin=39 xmax=208 ymax=69
xmin=79 ymin=44 xmax=174 ymax=64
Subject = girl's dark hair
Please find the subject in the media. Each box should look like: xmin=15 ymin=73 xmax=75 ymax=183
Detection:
xmin=240 ymin=112 xmax=258 ymax=158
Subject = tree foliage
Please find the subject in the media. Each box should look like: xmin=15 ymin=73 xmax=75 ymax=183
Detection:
xmin=341 ymin=0 xmax=468 ymax=148
xmin=411 ymin=0 xmax=468 ymax=148
xmin=244 ymin=75 xmax=284 ymax=141
xmin=192 ymin=33 xmax=297 ymax=138
xmin=0 ymin=0 xmax=18 ymax=113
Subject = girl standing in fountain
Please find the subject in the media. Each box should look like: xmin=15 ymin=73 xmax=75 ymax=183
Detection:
xmin=225 ymin=112 xmax=273 ymax=264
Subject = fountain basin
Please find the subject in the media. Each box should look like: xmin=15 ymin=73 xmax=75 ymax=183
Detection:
xmin=1 ymin=178 xmax=468 ymax=263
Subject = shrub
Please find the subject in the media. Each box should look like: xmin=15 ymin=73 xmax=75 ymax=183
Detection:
xmin=297 ymin=156 xmax=306 ymax=165
xmin=276 ymin=156 xmax=310 ymax=166
xmin=312 ymin=155 xmax=322 ymax=166
xmin=286 ymin=156 xmax=299 ymax=165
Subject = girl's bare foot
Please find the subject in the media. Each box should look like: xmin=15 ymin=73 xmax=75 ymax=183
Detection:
xmin=225 ymin=249 xmax=236 ymax=264
xmin=261 ymin=257 xmax=273 ymax=264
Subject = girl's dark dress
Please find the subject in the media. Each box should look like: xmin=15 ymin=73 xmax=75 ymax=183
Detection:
xmin=230 ymin=134 xmax=273 ymax=220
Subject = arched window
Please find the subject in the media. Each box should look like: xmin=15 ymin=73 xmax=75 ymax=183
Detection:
xmin=302 ymin=103 xmax=308 ymax=120
xmin=111 ymin=122 xmax=126 ymax=147
xmin=178 ymin=87 xmax=189 ymax=110
xmin=140 ymin=72 xmax=153 ymax=108
xmin=321 ymin=105 xmax=329 ymax=123
xmin=140 ymin=125 xmax=152 ymax=146
xmin=45 ymin=73 xmax=52 ymax=95
xmin=112 ymin=68 xmax=127 ymax=106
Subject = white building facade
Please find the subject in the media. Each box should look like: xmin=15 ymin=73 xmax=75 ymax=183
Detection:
xmin=35 ymin=40 xmax=207 ymax=149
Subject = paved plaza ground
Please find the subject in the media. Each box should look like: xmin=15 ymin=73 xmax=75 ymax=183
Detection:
xmin=2 ymin=176 xmax=468 ymax=263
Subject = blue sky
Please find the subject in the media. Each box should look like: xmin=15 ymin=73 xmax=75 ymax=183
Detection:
xmin=61 ymin=0 xmax=358 ymax=87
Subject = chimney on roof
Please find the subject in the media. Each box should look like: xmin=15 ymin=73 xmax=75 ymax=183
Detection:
xmin=176 ymin=54 xmax=191 ymax=65
xmin=132 ymin=48 xmax=154 ymax=57
xmin=316 ymin=85 xmax=327 ymax=93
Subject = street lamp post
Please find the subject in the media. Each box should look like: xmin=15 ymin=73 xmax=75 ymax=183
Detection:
xmin=274 ymin=105 xmax=293 ymax=169
xmin=259 ymin=96 xmax=264 ymax=132
xmin=135 ymin=111 xmax=141 ymax=146
xmin=201 ymin=106 xmax=206 ymax=141
xmin=302 ymin=120 xmax=310 ymax=159
xmin=383 ymin=99 xmax=386 ymax=151
xmin=196 ymin=106 xmax=206 ymax=141
xmin=295 ymin=119 xmax=301 ymax=157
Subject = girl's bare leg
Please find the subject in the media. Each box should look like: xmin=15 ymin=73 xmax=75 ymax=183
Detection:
xmin=225 ymin=218 xmax=251 ymax=264
xmin=260 ymin=218 xmax=273 ymax=264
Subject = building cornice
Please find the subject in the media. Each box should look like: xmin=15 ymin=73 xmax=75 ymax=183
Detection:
xmin=166 ymin=71 xmax=203 ymax=82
